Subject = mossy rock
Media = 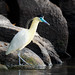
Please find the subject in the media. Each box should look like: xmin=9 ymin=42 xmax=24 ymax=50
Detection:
xmin=20 ymin=48 xmax=46 ymax=68
xmin=21 ymin=55 xmax=39 ymax=66
xmin=8 ymin=65 xmax=46 ymax=70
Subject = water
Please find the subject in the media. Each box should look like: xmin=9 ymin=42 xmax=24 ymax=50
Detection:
xmin=0 ymin=58 xmax=75 ymax=75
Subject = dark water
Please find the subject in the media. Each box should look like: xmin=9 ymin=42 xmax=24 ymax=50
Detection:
xmin=0 ymin=59 xmax=75 ymax=75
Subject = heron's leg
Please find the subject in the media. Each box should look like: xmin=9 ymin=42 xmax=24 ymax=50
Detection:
xmin=18 ymin=52 xmax=29 ymax=65
xmin=18 ymin=52 xmax=21 ymax=65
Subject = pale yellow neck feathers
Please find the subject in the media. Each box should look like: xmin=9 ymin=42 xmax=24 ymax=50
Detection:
xmin=29 ymin=17 xmax=39 ymax=32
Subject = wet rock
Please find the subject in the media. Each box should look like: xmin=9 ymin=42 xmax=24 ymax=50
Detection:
xmin=20 ymin=48 xmax=46 ymax=67
xmin=0 ymin=41 xmax=46 ymax=69
xmin=9 ymin=65 xmax=47 ymax=70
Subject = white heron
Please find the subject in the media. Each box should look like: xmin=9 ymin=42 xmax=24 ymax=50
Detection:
xmin=6 ymin=15 xmax=50 ymax=65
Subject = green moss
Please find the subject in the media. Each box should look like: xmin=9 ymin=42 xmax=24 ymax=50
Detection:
xmin=9 ymin=65 xmax=35 ymax=70
xmin=21 ymin=55 xmax=38 ymax=66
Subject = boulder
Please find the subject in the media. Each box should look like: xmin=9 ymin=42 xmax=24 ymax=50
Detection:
xmin=0 ymin=41 xmax=46 ymax=69
xmin=17 ymin=0 xmax=69 ymax=57
xmin=59 ymin=0 xmax=75 ymax=57
xmin=0 ymin=0 xmax=7 ymax=16
xmin=33 ymin=33 xmax=62 ymax=64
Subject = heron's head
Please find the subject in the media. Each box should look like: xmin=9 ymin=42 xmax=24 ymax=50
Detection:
xmin=37 ymin=15 xmax=50 ymax=25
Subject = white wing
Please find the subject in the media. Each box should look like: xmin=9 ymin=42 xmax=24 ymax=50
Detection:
xmin=6 ymin=29 xmax=29 ymax=55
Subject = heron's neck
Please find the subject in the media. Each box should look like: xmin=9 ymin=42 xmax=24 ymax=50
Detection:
xmin=29 ymin=19 xmax=39 ymax=32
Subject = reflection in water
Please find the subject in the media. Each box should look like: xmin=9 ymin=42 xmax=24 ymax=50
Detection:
xmin=19 ymin=70 xmax=20 ymax=75
xmin=18 ymin=70 xmax=52 ymax=75
xmin=0 ymin=70 xmax=52 ymax=75
xmin=0 ymin=59 xmax=75 ymax=75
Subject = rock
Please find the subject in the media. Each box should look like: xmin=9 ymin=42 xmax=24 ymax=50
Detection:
xmin=58 ymin=0 xmax=75 ymax=57
xmin=17 ymin=0 xmax=69 ymax=57
xmin=4 ymin=0 xmax=20 ymax=25
xmin=0 ymin=15 xmax=23 ymax=42
xmin=0 ymin=0 xmax=7 ymax=16
xmin=0 ymin=64 xmax=8 ymax=70
xmin=0 ymin=15 xmax=11 ymax=25
xmin=33 ymin=33 xmax=62 ymax=64
xmin=9 ymin=64 xmax=47 ymax=70
xmin=20 ymin=48 xmax=46 ymax=69
xmin=0 ymin=41 xmax=46 ymax=69
xmin=0 ymin=0 xmax=69 ymax=57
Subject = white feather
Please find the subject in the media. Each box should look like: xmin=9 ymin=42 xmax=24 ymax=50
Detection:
xmin=6 ymin=29 xmax=29 ymax=55
xmin=6 ymin=17 xmax=43 ymax=55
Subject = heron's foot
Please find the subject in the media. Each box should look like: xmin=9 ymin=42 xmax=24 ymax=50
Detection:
xmin=18 ymin=53 xmax=31 ymax=66
xmin=20 ymin=57 xmax=32 ymax=66
xmin=19 ymin=63 xmax=22 ymax=65
xmin=19 ymin=56 xmax=29 ymax=65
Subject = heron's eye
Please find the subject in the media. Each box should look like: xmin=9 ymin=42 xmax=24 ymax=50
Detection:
xmin=40 ymin=17 xmax=43 ymax=22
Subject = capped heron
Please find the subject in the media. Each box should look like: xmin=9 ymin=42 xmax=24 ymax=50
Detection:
xmin=6 ymin=15 xmax=50 ymax=65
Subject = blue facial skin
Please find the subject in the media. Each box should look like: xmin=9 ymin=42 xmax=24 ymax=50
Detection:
xmin=40 ymin=17 xmax=50 ymax=25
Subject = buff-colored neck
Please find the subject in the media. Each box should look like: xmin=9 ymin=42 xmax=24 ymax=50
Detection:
xmin=29 ymin=18 xmax=39 ymax=33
